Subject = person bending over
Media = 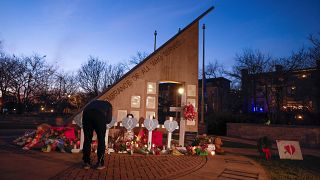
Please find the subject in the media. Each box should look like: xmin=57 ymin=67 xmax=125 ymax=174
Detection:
xmin=82 ymin=100 xmax=112 ymax=170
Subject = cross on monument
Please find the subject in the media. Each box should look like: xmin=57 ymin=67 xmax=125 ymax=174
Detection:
xmin=169 ymin=106 xmax=186 ymax=147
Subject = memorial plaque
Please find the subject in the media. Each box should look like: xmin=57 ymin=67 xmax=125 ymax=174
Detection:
xmin=130 ymin=111 xmax=140 ymax=119
xmin=146 ymin=111 xmax=156 ymax=119
xmin=147 ymin=82 xmax=156 ymax=94
xmin=131 ymin=96 xmax=141 ymax=108
xmin=146 ymin=96 xmax=156 ymax=109
xmin=187 ymin=85 xmax=196 ymax=97
xmin=117 ymin=110 xmax=127 ymax=122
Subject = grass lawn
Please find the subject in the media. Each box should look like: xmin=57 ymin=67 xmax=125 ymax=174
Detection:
xmin=248 ymin=155 xmax=320 ymax=180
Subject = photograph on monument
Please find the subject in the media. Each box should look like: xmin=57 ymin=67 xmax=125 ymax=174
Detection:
xmin=146 ymin=96 xmax=156 ymax=109
xmin=130 ymin=110 xmax=140 ymax=120
xmin=131 ymin=95 xmax=141 ymax=108
xmin=146 ymin=111 xmax=156 ymax=119
xmin=187 ymin=85 xmax=196 ymax=97
xmin=117 ymin=110 xmax=128 ymax=122
xmin=147 ymin=82 xmax=157 ymax=94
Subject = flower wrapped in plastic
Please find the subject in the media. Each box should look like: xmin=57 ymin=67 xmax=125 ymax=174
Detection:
xmin=183 ymin=103 xmax=196 ymax=121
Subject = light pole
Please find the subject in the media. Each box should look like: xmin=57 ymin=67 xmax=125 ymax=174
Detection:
xmin=201 ymin=24 xmax=206 ymax=124
xmin=154 ymin=30 xmax=157 ymax=52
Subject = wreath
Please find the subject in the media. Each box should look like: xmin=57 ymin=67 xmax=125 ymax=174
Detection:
xmin=183 ymin=103 xmax=196 ymax=121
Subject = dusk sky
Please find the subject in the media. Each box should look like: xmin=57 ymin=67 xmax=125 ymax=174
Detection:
xmin=1 ymin=0 xmax=320 ymax=72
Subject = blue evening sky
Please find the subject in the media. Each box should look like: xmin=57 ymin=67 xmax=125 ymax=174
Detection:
xmin=1 ymin=0 xmax=320 ymax=72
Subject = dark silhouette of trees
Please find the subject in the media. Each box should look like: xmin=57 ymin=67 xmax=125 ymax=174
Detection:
xmin=102 ymin=63 xmax=126 ymax=91
xmin=77 ymin=56 xmax=106 ymax=97
xmin=129 ymin=51 xmax=148 ymax=65
xmin=308 ymin=33 xmax=320 ymax=65
xmin=9 ymin=55 xmax=53 ymax=113
xmin=205 ymin=60 xmax=225 ymax=79
xmin=78 ymin=56 xmax=126 ymax=98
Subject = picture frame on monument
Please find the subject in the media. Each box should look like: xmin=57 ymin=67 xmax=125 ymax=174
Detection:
xmin=146 ymin=96 xmax=156 ymax=109
xmin=147 ymin=82 xmax=157 ymax=94
xmin=117 ymin=110 xmax=127 ymax=122
xmin=187 ymin=85 xmax=196 ymax=97
xmin=130 ymin=111 xmax=140 ymax=120
xmin=131 ymin=95 xmax=141 ymax=108
xmin=146 ymin=111 xmax=156 ymax=119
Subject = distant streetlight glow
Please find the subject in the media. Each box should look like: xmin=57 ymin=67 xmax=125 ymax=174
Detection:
xmin=295 ymin=114 xmax=304 ymax=120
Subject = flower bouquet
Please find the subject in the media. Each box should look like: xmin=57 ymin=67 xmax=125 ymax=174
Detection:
xmin=183 ymin=103 xmax=196 ymax=121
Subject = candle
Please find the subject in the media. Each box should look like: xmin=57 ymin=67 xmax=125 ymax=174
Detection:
xmin=210 ymin=151 xmax=215 ymax=156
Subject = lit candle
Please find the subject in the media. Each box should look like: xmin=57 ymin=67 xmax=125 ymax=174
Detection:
xmin=210 ymin=151 xmax=215 ymax=156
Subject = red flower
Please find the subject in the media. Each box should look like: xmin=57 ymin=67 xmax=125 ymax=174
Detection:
xmin=183 ymin=104 xmax=196 ymax=121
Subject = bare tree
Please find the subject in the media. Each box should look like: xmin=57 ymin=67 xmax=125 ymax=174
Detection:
xmin=102 ymin=63 xmax=126 ymax=91
xmin=228 ymin=49 xmax=273 ymax=116
xmin=0 ymin=54 xmax=15 ymax=101
xmin=9 ymin=54 xmax=53 ymax=112
xmin=77 ymin=56 xmax=106 ymax=96
xmin=308 ymin=33 xmax=320 ymax=65
xmin=205 ymin=60 xmax=225 ymax=78
xmin=129 ymin=51 xmax=148 ymax=65
xmin=0 ymin=42 xmax=13 ymax=101
xmin=273 ymin=48 xmax=310 ymax=71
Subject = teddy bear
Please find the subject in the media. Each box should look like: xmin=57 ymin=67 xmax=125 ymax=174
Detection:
xmin=214 ymin=137 xmax=224 ymax=154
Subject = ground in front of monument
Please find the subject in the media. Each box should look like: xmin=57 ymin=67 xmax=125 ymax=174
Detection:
xmin=1 ymin=120 xmax=319 ymax=180
xmin=0 ymin=124 xmax=269 ymax=180
xmin=0 ymin=140 xmax=267 ymax=180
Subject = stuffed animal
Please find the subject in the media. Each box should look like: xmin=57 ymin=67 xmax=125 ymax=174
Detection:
xmin=214 ymin=137 xmax=224 ymax=154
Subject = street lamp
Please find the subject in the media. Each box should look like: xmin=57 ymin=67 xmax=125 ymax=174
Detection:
xmin=178 ymin=87 xmax=184 ymax=95
xmin=176 ymin=87 xmax=184 ymax=121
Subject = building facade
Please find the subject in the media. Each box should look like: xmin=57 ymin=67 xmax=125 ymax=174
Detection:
xmin=241 ymin=62 xmax=320 ymax=122
xmin=199 ymin=77 xmax=231 ymax=113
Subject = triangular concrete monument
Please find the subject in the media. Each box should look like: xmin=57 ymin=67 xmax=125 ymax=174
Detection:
xmin=70 ymin=7 xmax=214 ymax=132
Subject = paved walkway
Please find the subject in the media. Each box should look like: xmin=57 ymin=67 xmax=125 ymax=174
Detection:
xmin=0 ymin=141 xmax=268 ymax=180
xmin=51 ymin=155 xmax=207 ymax=180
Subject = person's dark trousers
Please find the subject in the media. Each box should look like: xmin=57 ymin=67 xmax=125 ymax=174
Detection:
xmin=94 ymin=118 xmax=106 ymax=165
xmin=82 ymin=119 xmax=93 ymax=164
xmin=82 ymin=109 xmax=107 ymax=165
